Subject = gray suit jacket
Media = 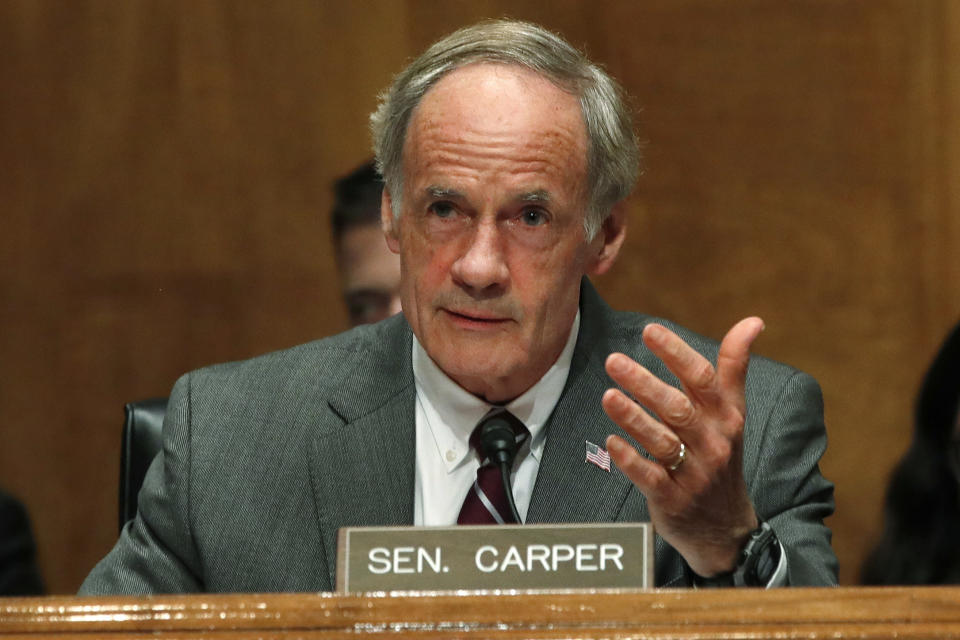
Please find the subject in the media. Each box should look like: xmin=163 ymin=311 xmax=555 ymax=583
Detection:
xmin=80 ymin=280 xmax=836 ymax=594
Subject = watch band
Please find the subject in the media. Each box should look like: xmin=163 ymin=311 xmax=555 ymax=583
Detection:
xmin=691 ymin=520 xmax=781 ymax=588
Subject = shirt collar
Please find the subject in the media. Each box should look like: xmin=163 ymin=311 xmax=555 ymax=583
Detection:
xmin=412 ymin=311 xmax=581 ymax=472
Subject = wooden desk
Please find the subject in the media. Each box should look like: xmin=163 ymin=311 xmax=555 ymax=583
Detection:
xmin=2 ymin=587 xmax=960 ymax=638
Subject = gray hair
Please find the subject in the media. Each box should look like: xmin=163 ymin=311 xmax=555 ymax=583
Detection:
xmin=370 ymin=19 xmax=640 ymax=239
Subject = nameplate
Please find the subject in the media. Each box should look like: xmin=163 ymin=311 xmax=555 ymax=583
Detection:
xmin=336 ymin=523 xmax=653 ymax=592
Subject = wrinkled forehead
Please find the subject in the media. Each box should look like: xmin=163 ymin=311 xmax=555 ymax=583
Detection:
xmin=421 ymin=64 xmax=582 ymax=129
xmin=402 ymin=63 xmax=589 ymax=183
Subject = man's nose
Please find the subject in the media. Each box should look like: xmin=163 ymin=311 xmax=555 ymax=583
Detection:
xmin=450 ymin=222 xmax=509 ymax=294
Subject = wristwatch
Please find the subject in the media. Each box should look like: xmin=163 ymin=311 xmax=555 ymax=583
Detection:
xmin=691 ymin=520 xmax=782 ymax=587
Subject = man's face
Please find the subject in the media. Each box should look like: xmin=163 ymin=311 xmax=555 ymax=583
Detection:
xmin=337 ymin=223 xmax=402 ymax=326
xmin=383 ymin=64 xmax=624 ymax=403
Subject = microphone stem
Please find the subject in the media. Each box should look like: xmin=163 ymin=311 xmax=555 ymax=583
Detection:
xmin=499 ymin=461 xmax=522 ymax=523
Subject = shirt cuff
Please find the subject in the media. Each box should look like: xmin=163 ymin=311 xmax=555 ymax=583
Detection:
xmin=764 ymin=539 xmax=789 ymax=588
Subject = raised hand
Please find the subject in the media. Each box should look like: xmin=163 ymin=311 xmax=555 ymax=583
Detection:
xmin=601 ymin=317 xmax=765 ymax=577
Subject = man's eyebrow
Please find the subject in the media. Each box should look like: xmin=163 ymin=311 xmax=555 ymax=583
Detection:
xmin=423 ymin=186 xmax=552 ymax=202
xmin=426 ymin=186 xmax=463 ymax=199
xmin=519 ymin=189 xmax=551 ymax=203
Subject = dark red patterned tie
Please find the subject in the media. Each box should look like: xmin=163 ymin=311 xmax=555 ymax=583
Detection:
xmin=457 ymin=409 xmax=530 ymax=525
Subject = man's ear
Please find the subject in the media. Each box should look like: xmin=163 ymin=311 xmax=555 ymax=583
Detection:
xmin=587 ymin=202 xmax=627 ymax=276
xmin=381 ymin=188 xmax=400 ymax=254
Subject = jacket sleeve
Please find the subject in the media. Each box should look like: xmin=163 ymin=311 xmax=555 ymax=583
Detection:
xmin=79 ymin=373 xmax=203 ymax=594
xmin=748 ymin=369 xmax=838 ymax=586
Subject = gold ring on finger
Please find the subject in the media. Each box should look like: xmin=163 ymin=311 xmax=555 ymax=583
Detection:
xmin=665 ymin=442 xmax=686 ymax=471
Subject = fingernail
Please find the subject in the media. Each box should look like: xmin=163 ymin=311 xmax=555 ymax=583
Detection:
xmin=608 ymin=355 xmax=628 ymax=375
xmin=605 ymin=436 xmax=621 ymax=454
xmin=607 ymin=392 xmax=625 ymax=410
xmin=644 ymin=324 xmax=666 ymax=346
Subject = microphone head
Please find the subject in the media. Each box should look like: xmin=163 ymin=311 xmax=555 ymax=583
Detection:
xmin=479 ymin=417 xmax=518 ymax=465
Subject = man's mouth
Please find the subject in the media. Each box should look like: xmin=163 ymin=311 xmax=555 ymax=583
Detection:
xmin=442 ymin=308 xmax=512 ymax=327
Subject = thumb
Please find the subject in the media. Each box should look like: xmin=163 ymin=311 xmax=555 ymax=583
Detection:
xmin=716 ymin=317 xmax=765 ymax=406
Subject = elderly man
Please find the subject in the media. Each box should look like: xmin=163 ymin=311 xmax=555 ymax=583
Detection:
xmin=80 ymin=20 xmax=835 ymax=594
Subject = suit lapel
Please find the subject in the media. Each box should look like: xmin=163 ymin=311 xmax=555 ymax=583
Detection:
xmin=527 ymin=279 xmax=648 ymax=525
xmin=308 ymin=318 xmax=416 ymax=585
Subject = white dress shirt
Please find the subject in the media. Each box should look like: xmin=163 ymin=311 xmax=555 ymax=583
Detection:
xmin=412 ymin=313 xmax=580 ymax=526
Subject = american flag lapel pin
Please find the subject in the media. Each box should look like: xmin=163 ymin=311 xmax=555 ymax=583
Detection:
xmin=585 ymin=440 xmax=611 ymax=472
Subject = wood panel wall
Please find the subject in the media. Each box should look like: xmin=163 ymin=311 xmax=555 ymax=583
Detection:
xmin=1 ymin=0 xmax=958 ymax=593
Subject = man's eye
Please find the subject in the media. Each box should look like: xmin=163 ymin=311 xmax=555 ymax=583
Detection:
xmin=520 ymin=208 xmax=548 ymax=227
xmin=428 ymin=202 xmax=456 ymax=218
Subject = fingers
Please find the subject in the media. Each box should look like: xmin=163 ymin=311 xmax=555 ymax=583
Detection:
xmin=606 ymin=352 xmax=696 ymax=425
xmin=605 ymin=434 xmax=674 ymax=498
xmin=603 ymin=318 xmax=764 ymax=464
xmin=641 ymin=324 xmax=720 ymax=406
xmin=601 ymin=387 xmax=685 ymax=464
xmin=639 ymin=319 xmax=764 ymax=407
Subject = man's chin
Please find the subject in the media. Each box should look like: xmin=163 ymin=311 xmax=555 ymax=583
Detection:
xmin=432 ymin=348 xmax=528 ymax=399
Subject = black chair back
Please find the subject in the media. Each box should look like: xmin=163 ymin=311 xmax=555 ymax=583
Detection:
xmin=119 ymin=398 xmax=167 ymax=532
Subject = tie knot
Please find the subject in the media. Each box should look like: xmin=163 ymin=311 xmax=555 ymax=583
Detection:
xmin=469 ymin=408 xmax=530 ymax=464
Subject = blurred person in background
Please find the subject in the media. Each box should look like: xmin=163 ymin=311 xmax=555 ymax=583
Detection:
xmin=0 ymin=488 xmax=44 ymax=595
xmin=330 ymin=160 xmax=401 ymax=326
xmin=861 ymin=320 xmax=960 ymax=584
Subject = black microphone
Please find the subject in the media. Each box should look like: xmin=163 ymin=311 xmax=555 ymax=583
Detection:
xmin=479 ymin=415 xmax=522 ymax=523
